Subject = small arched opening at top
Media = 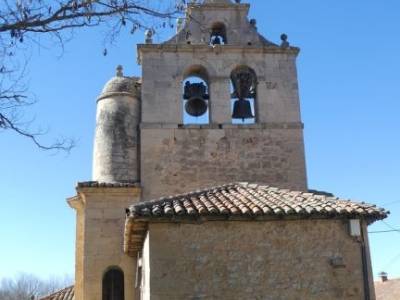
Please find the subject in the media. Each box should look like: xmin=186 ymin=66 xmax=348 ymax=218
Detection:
xmin=102 ymin=266 xmax=124 ymax=300
xmin=230 ymin=66 xmax=257 ymax=124
xmin=182 ymin=65 xmax=210 ymax=125
xmin=210 ymin=22 xmax=227 ymax=45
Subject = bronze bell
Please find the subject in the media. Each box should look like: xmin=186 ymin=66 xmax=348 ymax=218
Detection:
xmin=183 ymin=81 xmax=209 ymax=117
xmin=185 ymin=97 xmax=208 ymax=117
xmin=232 ymin=98 xmax=254 ymax=120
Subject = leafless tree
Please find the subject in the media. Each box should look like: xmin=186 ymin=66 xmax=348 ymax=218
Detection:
xmin=0 ymin=273 xmax=73 ymax=299
xmin=0 ymin=0 xmax=183 ymax=151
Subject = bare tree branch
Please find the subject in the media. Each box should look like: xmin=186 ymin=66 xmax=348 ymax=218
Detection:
xmin=0 ymin=0 xmax=184 ymax=151
xmin=0 ymin=273 xmax=74 ymax=300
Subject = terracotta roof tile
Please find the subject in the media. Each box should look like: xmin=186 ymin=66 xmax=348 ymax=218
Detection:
xmin=40 ymin=286 xmax=74 ymax=300
xmin=124 ymin=183 xmax=388 ymax=256
xmin=375 ymin=278 xmax=400 ymax=300
xmin=126 ymin=183 xmax=388 ymax=222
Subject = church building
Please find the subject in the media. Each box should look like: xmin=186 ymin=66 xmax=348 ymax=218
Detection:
xmin=42 ymin=0 xmax=388 ymax=299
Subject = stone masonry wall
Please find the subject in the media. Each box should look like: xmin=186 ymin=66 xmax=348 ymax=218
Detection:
xmin=177 ymin=3 xmax=258 ymax=47
xmin=146 ymin=219 xmax=370 ymax=300
xmin=70 ymin=187 xmax=140 ymax=300
xmin=93 ymin=95 xmax=140 ymax=183
xmin=140 ymin=49 xmax=301 ymax=125
xmin=139 ymin=46 xmax=306 ymax=200
xmin=140 ymin=126 xmax=307 ymax=200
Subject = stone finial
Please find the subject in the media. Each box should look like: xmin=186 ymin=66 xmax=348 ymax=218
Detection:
xmin=379 ymin=272 xmax=389 ymax=282
xmin=145 ymin=29 xmax=153 ymax=44
xmin=116 ymin=65 xmax=123 ymax=77
xmin=280 ymin=33 xmax=290 ymax=48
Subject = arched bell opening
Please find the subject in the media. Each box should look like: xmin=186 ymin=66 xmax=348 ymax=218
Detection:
xmin=182 ymin=65 xmax=210 ymax=125
xmin=102 ymin=266 xmax=124 ymax=300
xmin=230 ymin=66 xmax=257 ymax=124
xmin=210 ymin=22 xmax=227 ymax=45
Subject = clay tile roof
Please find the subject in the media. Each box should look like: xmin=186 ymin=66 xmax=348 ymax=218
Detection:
xmin=124 ymin=183 xmax=388 ymax=256
xmin=40 ymin=286 xmax=74 ymax=300
xmin=126 ymin=183 xmax=388 ymax=222
xmin=375 ymin=278 xmax=400 ymax=300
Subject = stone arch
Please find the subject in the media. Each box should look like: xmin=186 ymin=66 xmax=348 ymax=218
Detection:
xmin=230 ymin=65 xmax=258 ymax=124
xmin=181 ymin=61 xmax=217 ymax=80
xmin=102 ymin=266 xmax=124 ymax=300
xmin=210 ymin=21 xmax=227 ymax=45
xmin=182 ymin=65 xmax=211 ymax=124
xmin=183 ymin=64 xmax=210 ymax=84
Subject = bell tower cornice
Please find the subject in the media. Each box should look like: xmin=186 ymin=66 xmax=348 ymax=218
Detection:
xmin=137 ymin=44 xmax=300 ymax=65
xmin=203 ymin=0 xmax=234 ymax=4
xmin=188 ymin=1 xmax=249 ymax=11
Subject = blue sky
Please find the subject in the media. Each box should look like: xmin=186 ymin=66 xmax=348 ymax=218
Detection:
xmin=0 ymin=0 xmax=399 ymax=281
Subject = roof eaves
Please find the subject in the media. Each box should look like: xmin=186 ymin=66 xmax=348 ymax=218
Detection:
xmin=76 ymin=181 xmax=140 ymax=188
xmin=39 ymin=285 xmax=74 ymax=300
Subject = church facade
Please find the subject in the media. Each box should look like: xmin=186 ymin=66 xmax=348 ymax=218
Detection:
xmin=44 ymin=1 xmax=388 ymax=299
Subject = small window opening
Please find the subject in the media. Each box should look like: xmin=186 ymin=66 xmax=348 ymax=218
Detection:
xmin=135 ymin=253 xmax=142 ymax=289
xmin=230 ymin=66 xmax=257 ymax=124
xmin=102 ymin=267 xmax=124 ymax=300
xmin=182 ymin=66 xmax=210 ymax=125
xmin=210 ymin=22 xmax=227 ymax=45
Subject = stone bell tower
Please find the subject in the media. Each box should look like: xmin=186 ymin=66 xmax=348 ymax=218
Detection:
xmin=138 ymin=0 xmax=307 ymax=200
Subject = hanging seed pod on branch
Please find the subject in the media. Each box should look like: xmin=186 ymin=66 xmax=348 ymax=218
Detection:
xmin=130 ymin=25 xmax=138 ymax=34
xmin=72 ymin=1 xmax=78 ymax=11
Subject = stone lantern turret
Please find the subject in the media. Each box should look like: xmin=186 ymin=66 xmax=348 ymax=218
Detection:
xmin=92 ymin=65 xmax=141 ymax=183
